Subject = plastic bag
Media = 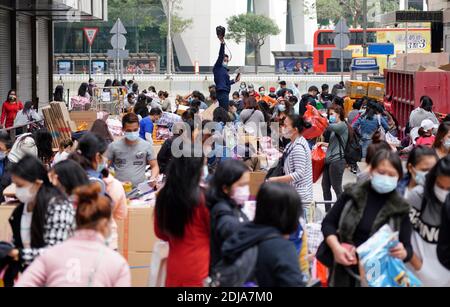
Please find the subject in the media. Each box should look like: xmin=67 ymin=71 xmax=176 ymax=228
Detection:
xmin=302 ymin=105 xmax=329 ymax=140
xmin=311 ymin=146 xmax=326 ymax=183
xmin=357 ymin=225 xmax=422 ymax=287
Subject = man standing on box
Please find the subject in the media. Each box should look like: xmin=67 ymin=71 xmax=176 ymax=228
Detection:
xmin=107 ymin=113 xmax=159 ymax=188
xmin=213 ymin=26 xmax=241 ymax=111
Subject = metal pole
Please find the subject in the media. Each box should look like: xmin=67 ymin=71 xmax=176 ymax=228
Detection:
xmin=404 ymin=1 xmax=409 ymax=71
xmin=362 ymin=0 xmax=368 ymax=81
xmin=89 ymin=45 xmax=92 ymax=81
xmin=166 ymin=0 xmax=172 ymax=76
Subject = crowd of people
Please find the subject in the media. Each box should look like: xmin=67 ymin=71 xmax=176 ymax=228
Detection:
xmin=0 ymin=37 xmax=449 ymax=288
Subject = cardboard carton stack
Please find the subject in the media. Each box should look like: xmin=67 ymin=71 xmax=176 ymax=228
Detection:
xmin=345 ymin=80 xmax=385 ymax=101
xmin=42 ymin=102 xmax=76 ymax=148
xmin=117 ymin=204 xmax=158 ymax=287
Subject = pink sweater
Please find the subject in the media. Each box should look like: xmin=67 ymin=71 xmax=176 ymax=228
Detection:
xmin=103 ymin=175 xmax=128 ymax=250
xmin=16 ymin=230 xmax=131 ymax=287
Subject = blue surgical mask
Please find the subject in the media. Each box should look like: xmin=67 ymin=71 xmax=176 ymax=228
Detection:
xmin=0 ymin=151 xmax=5 ymax=160
xmin=278 ymin=104 xmax=286 ymax=113
xmin=414 ymin=169 xmax=428 ymax=187
xmin=97 ymin=162 xmax=106 ymax=173
xmin=223 ymin=63 xmax=228 ymax=69
xmin=359 ymin=109 xmax=366 ymax=115
xmin=124 ymin=131 xmax=140 ymax=142
xmin=371 ymin=173 xmax=398 ymax=194
xmin=329 ymin=115 xmax=337 ymax=124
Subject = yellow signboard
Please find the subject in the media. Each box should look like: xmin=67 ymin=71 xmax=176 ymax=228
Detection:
xmin=344 ymin=29 xmax=431 ymax=72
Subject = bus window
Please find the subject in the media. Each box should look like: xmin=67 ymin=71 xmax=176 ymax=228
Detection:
xmin=326 ymin=58 xmax=352 ymax=72
xmin=318 ymin=32 xmax=336 ymax=45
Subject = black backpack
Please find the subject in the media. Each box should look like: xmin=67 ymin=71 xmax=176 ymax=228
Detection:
xmin=206 ymin=233 xmax=279 ymax=287
xmin=336 ymin=125 xmax=362 ymax=164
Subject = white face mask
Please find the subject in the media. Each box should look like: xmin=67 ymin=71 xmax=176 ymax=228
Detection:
xmin=434 ymin=185 xmax=450 ymax=203
xmin=15 ymin=185 xmax=36 ymax=205
xmin=231 ymin=185 xmax=251 ymax=206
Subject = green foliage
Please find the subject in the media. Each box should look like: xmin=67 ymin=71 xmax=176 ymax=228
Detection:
xmin=226 ymin=13 xmax=281 ymax=47
xmin=314 ymin=0 xmax=399 ymax=27
xmin=159 ymin=14 xmax=193 ymax=36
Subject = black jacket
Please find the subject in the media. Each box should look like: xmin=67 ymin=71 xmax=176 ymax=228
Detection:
xmin=0 ymin=158 xmax=13 ymax=204
xmin=438 ymin=200 xmax=450 ymax=270
xmin=299 ymin=94 xmax=317 ymax=115
xmin=210 ymin=199 xmax=248 ymax=268
xmin=222 ymin=223 xmax=305 ymax=287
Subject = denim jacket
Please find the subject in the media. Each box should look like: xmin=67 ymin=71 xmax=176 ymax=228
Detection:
xmin=352 ymin=115 xmax=389 ymax=140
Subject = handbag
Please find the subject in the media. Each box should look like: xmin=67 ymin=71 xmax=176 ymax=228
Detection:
xmin=316 ymin=198 xmax=354 ymax=268
xmin=265 ymin=142 xmax=295 ymax=180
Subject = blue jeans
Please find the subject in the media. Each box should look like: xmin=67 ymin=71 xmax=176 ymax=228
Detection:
xmin=216 ymin=90 xmax=230 ymax=110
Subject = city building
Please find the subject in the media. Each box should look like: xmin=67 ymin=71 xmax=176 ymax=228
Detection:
xmin=0 ymin=0 xmax=107 ymax=108
xmin=53 ymin=0 xmax=318 ymax=73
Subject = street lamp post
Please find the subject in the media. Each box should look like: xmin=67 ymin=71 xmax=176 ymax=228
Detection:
xmin=362 ymin=0 xmax=368 ymax=81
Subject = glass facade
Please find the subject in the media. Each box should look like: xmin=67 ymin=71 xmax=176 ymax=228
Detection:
xmin=54 ymin=1 xmax=168 ymax=71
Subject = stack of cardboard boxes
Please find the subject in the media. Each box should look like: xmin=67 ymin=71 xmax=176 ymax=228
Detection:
xmin=117 ymin=204 xmax=158 ymax=287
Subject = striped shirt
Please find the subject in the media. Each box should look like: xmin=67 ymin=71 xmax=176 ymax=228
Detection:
xmin=283 ymin=136 xmax=313 ymax=204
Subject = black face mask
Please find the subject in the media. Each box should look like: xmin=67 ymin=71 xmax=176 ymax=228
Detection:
xmin=9 ymin=96 xmax=16 ymax=102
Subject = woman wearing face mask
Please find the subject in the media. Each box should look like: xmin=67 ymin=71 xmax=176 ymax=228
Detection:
xmin=406 ymin=156 xmax=450 ymax=286
xmin=207 ymin=160 xmax=250 ymax=268
xmin=154 ymin=154 xmax=210 ymax=287
xmin=321 ymin=150 xmax=413 ymax=287
xmin=316 ymin=105 xmax=349 ymax=212
xmin=16 ymin=184 xmax=131 ymax=287
xmin=68 ymin=132 xmax=108 ymax=194
xmin=4 ymin=155 xmax=75 ymax=286
xmin=433 ymin=122 xmax=450 ymax=159
xmin=397 ymin=146 xmax=438 ymax=198
xmin=268 ymin=114 xmax=314 ymax=207
xmin=1 ymin=90 xmax=23 ymax=129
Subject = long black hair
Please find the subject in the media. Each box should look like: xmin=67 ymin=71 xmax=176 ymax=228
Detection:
xmin=33 ymin=128 xmax=54 ymax=162
xmin=78 ymin=83 xmax=89 ymax=97
xmin=54 ymin=85 xmax=64 ymax=102
xmin=52 ymin=159 xmax=89 ymax=195
xmin=155 ymin=154 xmax=204 ymax=238
xmin=254 ymin=182 xmax=302 ymax=235
xmin=69 ymin=132 xmax=108 ymax=171
xmin=11 ymin=155 xmax=67 ymax=248
xmin=424 ymin=156 xmax=450 ymax=204
xmin=420 ymin=96 xmax=434 ymax=112
xmin=207 ymin=160 xmax=249 ymax=207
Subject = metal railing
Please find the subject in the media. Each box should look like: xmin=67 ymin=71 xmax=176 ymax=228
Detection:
xmin=0 ymin=120 xmax=45 ymax=139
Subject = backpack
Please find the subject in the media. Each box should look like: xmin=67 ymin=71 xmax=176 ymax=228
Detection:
xmin=336 ymin=125 xmax=362 ymax=164
xmin=206 ymin=233 xmax=279 ymax=287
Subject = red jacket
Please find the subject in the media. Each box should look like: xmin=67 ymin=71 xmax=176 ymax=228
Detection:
xmin=154 ymin=194 xmax=211 ymax=287
xmin=1 ymin=101 xmax=23 ymax=128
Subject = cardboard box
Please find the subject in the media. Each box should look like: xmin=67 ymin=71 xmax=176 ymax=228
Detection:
xmin=0 ymin=205 xmax=16 ymax=242
xmin=249 ymin=172 xmax=267 ymax=197
xmin=345 ymin=80 xmax=368 ymax=99
xmin=128 ymin=251 xmax=152 ymax=287
xmin=367 ymin=82 xmax=385 ymax=101
xmin=70 ymin=111 xmax=97 ymax=131
xmin=118 ymin=205 xmax=157 ymax=255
